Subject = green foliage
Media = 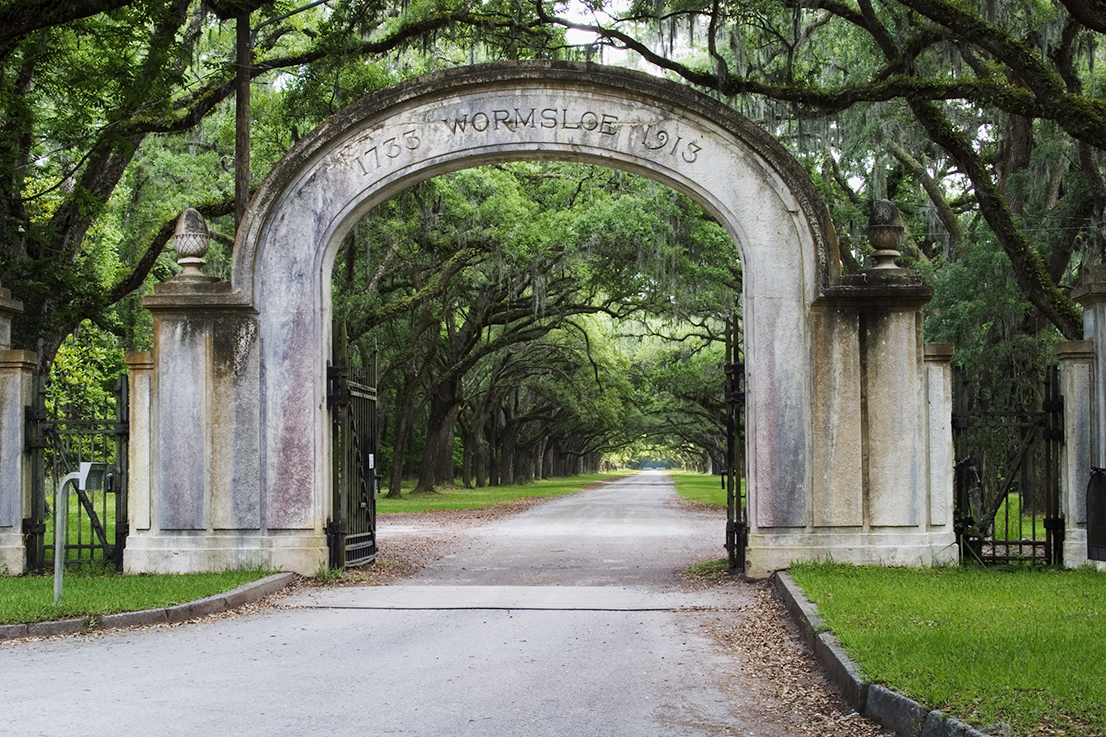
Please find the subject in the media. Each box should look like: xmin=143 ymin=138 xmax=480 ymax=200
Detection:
xmin=47 ymin=321 xmax=127 ymax=418
xmin=335 ymin=162 xmax=739 ymax=489
xmin=920 ymin=233 xmax=1060 ymax=409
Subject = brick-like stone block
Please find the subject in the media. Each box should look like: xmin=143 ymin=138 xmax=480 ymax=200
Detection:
xmin=223 ymin=572 xmax=294 ymax=609
xmin=26 ymin=617 xmax=88 ymax=637
xmin=99 ymin=608 xmax=168 ymax=630
xmin=865 ymin=684 xmax=930 ymax=737
xmin=166 ymin=594 xmax=227 ymax=623
xmin=0 ymin=623 xmax=28 ymax=641
xmin=815 ymin=633 xmax=868 ymax=711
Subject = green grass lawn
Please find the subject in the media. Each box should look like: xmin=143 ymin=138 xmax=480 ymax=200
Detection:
xmin=668 ymin=470 xmax=743 ymax=507
xmin=0 ymin=566 xmax=273 ymax=625
xmin=990 ymin=493 xmax=1048 ymax=542
xmin=789 ymin=562 xmax=1106 ymax=737
xmin=377 ymin=472 xmax=633 ymax=513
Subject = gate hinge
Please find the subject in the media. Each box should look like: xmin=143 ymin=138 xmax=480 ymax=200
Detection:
xmin=327 ymin=364 xmax=349 ymax=408
xmin=1043 ymin=398 xmax=1064 ymax=413
xmin=952 ymin=414 xmax=970 ymax=430
xmin=22 ymin=518 xmax=46 ymax=535
xmin=1043 ymin=516 xmax=1065 ymax=531
xmin=114 ymin=421 xmax=130 ymax=438
xmin=1043 ymin=428 xmax=1064 ymax=442
xmin=24 ymin=406 xmax=47 ymax=423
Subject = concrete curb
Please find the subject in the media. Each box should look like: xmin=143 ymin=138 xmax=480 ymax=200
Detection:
xmin=1 ymin=572 xmax=295 ymax=642
xmin=774 ymin=572 xmax=990 ymax=737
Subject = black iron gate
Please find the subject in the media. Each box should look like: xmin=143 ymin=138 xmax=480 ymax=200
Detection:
xmin=24 ymin=374 xmax=129 ymax=571
xmin=723 ymin=316 xmax=747 ymax=571
xmin=952 ymin=365 xmax=1063 ymax=565
xmin=327 ymin=323 xmax=379 ymax=568
xmin=1088 ymin=468 xmax=1106 ymax=562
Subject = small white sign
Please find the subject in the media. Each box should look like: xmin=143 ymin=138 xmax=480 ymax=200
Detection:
xmin=368 ymin=453 xmax=375 ymax=469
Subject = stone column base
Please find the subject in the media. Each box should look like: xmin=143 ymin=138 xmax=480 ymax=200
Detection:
xmin=124 ymin=532 xmax=327 ymax=575
xmin=0 ymin=531 xmax=24 ymax=575
xmin=745 ymin=529 xmax=959 ymax=579
xmin=1063 ymin=530 xmax=1106 ymax=570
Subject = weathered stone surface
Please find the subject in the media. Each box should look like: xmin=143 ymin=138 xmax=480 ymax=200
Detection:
xmin=125 ymin=353 xmax=154 ymax=532
xmin=925 ymin=344 xmax=955 ymax=527
xmin=0 ymin=338 xmax=35 ymax=576
xmin=866 ymin=308 xmax=922 ymax=528
xmin=27 ymin=617 xmax=89 ymax=637
xmin=222 ymin=572 xmax=295 ymax=608
xmin=166 ymin=594 xmax=228 ymax=623
xmin=210 ymin=315 xmax=261 ymax=530
xmin=1056 ymin=341 xmax=1095 ymax=567
xmin=1073 ymin=267 xmax=1106 ymax=469
xmin=815 ymin=633 xmax=869 ymax=711
xmin=128 ymin=61 xmax=956 ymax=575
xmin=865 ymin=684 xmax=929 ymax=737
xmin=811 ymin=307 xmax=863 ymax=528
xmin=99 ymin=608 xmax=168 ymax=629
xmin=0 ymin=623 xmax=28 ymax=641
xmin=921 ymin=711 xmax=970 ymax=737
xmin=154 ymin=316 xmax=209 ymax=530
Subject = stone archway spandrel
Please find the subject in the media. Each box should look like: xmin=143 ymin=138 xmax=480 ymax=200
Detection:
xmin=125 ymin=62 xmax=956 ymax=577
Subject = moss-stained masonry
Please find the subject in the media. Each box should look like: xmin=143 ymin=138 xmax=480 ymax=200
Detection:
xmin=122 ymin=62 xmax=957 ymax=576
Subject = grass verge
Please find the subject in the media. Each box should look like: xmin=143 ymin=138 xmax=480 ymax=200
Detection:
xmin=669 ymin=470 xmax=743 ymax=507
xmin=789 ymin=562 xmax=1106 ymax=737
xmin=377 ymin=472 xmax=633 ymax=513
xmin=682 ymin=558 xmax=731 ymax=581
xmin=0 ymin=565 xmax=273 ymax=625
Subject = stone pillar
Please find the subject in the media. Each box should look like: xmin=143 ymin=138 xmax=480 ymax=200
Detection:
xmin=923 ymin=343 xmax=955 ymax=531
xmin=1073 ymin=266 xmax=1106 ymax=468
xmin=125 ymin=352 xmax=154 ymax=535
xmin=749 ymin=202 xmax=956 ymax=575
xmin=1070 ymin=268 xmax=1106 ymax=570
xmin=125 ymin=211 xmax=276 ymax=573
xmin=1054 ymin=341 xmax=1098 ymax=568
xmin=0 ymin=285 xmax=35 ymax=574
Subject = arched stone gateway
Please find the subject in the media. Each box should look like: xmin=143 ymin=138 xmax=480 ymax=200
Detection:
xmin=124 ymin=62 xmax=957 ymax=577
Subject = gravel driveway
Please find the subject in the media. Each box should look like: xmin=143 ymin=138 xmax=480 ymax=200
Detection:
xmin=0 ymin=472 xmax=891 ymax=737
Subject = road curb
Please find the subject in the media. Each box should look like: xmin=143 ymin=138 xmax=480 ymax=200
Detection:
xmin=1 ymin=572 xmax=295 ymax=642
xmin=773 ymin=572 xmax=990 ymax=737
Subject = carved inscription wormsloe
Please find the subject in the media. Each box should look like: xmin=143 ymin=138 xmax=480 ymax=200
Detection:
xmin=347 ymin=104 xmax=705 ymax=176
xmin=439 ymin=107 xmax=703 ymax=164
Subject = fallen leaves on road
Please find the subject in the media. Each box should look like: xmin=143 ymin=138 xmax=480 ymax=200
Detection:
xmin=701 ymin=580 xmax=893 ymax=737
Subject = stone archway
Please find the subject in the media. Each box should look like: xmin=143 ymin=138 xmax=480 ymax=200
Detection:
xmin=125 ymin=62 xmax=957 ymax=577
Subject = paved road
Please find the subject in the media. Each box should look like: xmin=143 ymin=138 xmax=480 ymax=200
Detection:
xmin=0 ymin=472 xmax=789 ymax=737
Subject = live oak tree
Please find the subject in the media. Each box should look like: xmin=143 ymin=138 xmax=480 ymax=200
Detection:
xmin=0 ymin=0 xmax=560 ymax=373
xmin=6 ymin=0 xmax=1100 ymax=473
xmin=334 ymin=162 xmax=739 ymax=491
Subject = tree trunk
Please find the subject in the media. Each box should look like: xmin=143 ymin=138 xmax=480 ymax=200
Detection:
xmin=461 ymin=422 xmax=474 ymax=488
xmin=385 ymin=370 xmax=419 ymax=499
xmin=412 ymin=380 xmax=459 ymax=494
xmin=500 ymin=417 xmax=518 ymax=486
xmin=473 ymin=422 xmax=487 ymax=488
xmin=434 ymin=405 xmax=457 ymax=486
xmin=488 ymin=411 xmax=501 ymax=487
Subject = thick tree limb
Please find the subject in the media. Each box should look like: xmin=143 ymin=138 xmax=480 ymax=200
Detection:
xmin=909 ymin=99 xmax=1082 ymax=339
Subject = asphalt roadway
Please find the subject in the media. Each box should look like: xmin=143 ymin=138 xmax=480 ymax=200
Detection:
xmin=1 ymin=472 xmax=788 ymax=737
